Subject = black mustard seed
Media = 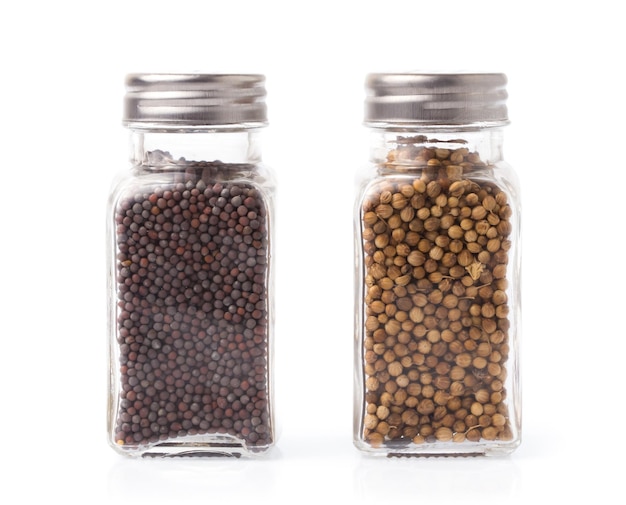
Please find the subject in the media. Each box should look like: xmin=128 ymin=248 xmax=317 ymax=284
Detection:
xmin=112 ymin=164 xmax=272 ymax=451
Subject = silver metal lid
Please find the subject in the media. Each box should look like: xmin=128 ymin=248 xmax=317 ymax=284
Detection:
xmin=123 ymin=73 xmax=267 ymax=128
xmin=365 ymin=72 xmax=508 ymax=127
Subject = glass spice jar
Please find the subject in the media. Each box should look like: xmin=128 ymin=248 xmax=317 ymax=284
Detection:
xmin=107 ymin=74 xmax=276 ymax=457
xmin=354 ymin=73 xmax=521 ymax=456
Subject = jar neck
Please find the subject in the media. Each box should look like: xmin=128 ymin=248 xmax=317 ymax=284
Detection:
xmin=129 ymin=128 xmax=263 ymax=168
xmin=369 ymin=128 xmax=505 ymax=169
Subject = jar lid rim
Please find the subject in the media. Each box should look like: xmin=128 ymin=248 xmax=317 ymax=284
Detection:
xmin=364 ymin=72 xmax=508 ymax=126
xmin=123 ymin=73 xmax=268 ymax=127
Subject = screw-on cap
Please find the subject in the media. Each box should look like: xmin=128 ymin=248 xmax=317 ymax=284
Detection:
xmin=123 ymin=73 xmax=267 ymax=128
xmin=365 ymin=72 xmax=508 ymax=127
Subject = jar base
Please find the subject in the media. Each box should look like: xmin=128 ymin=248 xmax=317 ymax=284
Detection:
xmin=110 ymin=434 xmax=273 ymax=458
xmin=354 ymin=438 xmax=520 ymax=458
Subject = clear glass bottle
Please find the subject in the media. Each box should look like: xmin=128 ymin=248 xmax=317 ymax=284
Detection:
xmin=354 ymin=73 xmax=521 ymax=456
xmin=107 ymin=74 xmax=276 ymax=457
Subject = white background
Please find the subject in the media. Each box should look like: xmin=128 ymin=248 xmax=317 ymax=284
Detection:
xmin=1 ymin=1 xmax=625 ymax=503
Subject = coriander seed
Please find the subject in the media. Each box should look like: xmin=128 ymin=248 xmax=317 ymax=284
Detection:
xmin=355 ymin=72 xmax=521 ymax=457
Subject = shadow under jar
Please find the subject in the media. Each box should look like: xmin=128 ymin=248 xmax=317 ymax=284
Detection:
xmin=354 ymin=73 xmax=521 ymax=456
xmin=107 ymin=74 xmax=276 ymax=457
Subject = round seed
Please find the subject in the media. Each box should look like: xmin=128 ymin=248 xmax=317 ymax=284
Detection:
xmin=359 ymin=145 xmax=514 ymax=449
xmin=113 ymin=172 xmax=272 ymax=449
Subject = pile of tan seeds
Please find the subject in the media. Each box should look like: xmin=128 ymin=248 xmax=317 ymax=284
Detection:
xmin=360 ymin=140 xmax=514 ymax=447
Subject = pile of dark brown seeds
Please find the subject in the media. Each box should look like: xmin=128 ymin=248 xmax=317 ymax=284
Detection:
xmin=113 ymin=165 xmax=272 ymax=450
